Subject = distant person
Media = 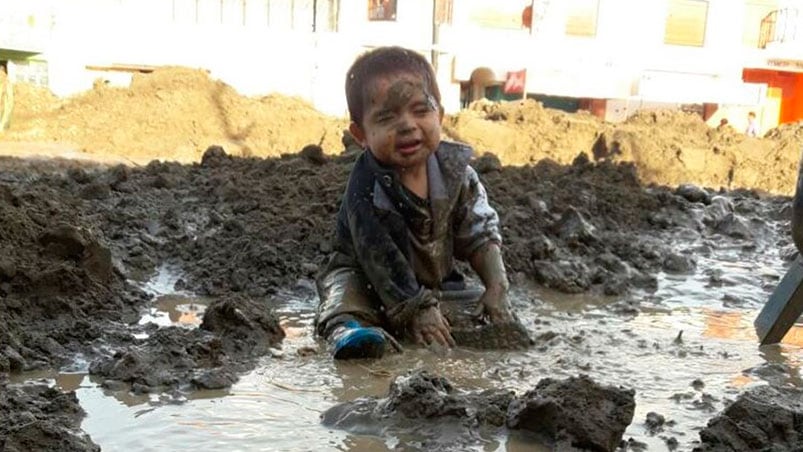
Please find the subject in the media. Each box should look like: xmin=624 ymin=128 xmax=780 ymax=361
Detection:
xmin=314 ymin=46 xmax=513 ymax=359
xmin=717 ymin=118 xmax=730 ymax=131
xmin=745 ymin=111 xmax=759 ymax=137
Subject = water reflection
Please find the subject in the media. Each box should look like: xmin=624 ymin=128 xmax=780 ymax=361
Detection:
xmin=138 ymin=293 xmax=209 ymax=328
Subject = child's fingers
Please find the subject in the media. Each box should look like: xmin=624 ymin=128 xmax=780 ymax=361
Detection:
xmin=381 ymin=330 xmax=404 ymax=353
xmin=444 ymin=329 xmax=456 ymax=347
xmin=413 ymin=329 xmax=426 ymax=346
xmin=471 ymin=301 xmax=485 ymax=319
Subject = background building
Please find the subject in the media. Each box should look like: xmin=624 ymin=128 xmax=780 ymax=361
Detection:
xmin=0 ymin=0 xmax=801 ymax=134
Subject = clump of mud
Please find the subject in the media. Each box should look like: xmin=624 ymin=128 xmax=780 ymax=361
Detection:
xmin=694 ymin=385 xmax=803 ymax=451
xmin=0 ymin=178 xmax=147 ymax=373
xmin=321 ymin=369 xmax=635 ymax=451
xmin=89 ymin=294 xmax=285 ymax=393
xmin=0 ymin=377 xmax=99 ymax=452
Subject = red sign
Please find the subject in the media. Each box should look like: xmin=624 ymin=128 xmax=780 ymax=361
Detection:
xmin=503 ymin=69 xmax=526 ymax=94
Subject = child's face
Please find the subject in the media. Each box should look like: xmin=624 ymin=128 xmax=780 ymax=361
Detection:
xmin=350 ymin=72 xmax=442 ymax=171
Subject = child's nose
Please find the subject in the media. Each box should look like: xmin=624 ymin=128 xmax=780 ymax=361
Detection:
xmin=397 ymin=112 xmax=415 ymax=133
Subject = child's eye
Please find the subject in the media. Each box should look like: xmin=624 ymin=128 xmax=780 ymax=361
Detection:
xmin=376 ymin=114 xmax=394 ymax=123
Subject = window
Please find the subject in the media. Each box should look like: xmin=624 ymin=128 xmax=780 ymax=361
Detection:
xmin=368 ymin=0 xmax=396 ymax=21
xmin=664 ymin=0 xmax=709 ymax=46
xmin=565 ymin=0 xmax=599 ymax=37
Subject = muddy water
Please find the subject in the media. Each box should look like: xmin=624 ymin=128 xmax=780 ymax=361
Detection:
xmin=14 ymin=233 xmax=796 ymax=452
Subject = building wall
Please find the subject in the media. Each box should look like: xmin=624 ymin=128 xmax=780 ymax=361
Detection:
xmin=1 ymin=0 xmax=801 ymax=121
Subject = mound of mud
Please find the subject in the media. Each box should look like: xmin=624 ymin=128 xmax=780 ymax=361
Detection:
xmin=444 ymin=98 xmax=601 ymax=166
xmin=694 ymin=385 xmax=803 ymax=451
xmin=0 ymin=378 xmax=98 ymax=452
xmin=6 ymin=67 xmax=349 ymax=163
xmin=321 ymin=369 xmax=635 ymax=451
xmin=0 ymin=179 xmax=147 ymax=373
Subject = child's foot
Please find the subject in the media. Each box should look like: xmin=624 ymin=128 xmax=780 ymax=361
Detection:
xmin=329 ymin=320 xmax=388 ymax=360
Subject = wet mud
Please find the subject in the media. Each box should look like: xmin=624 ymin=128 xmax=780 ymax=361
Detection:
xmin=0 ymin=136 xmax=799 ymax=450
xmin=0 ymin=376 xmax=98 ymax=452
xmin=0 ymin=143 xmax=797 ymax=450
xmin=322 ymin=369 xmax=635 ymax=451
xmin=694 ymin=385 xmax=803 ymax=451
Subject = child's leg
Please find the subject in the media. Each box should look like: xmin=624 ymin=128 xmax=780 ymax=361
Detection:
xmin=315 ymin=268 xmax=400 ymax=359
xmin=315 ymin=267 xmax=386 ymax=337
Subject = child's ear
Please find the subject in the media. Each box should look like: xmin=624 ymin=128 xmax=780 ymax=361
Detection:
xmin=349 ymin=121 xmax=366 ymax=147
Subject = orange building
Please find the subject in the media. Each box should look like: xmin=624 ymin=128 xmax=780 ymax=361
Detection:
xmin=742 ymin=5 xmax=803 ymax=125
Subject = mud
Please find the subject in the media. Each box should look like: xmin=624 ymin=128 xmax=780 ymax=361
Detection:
xmin=694 ymin=385 xmax=803 ymax=451
xmin=0 ymin=377 xmax=98 ymax=452
xmin=438 ymin=292 xmax=534 ymax=349
xmin=0 ymin=146 xmax=792 ymax=451
xmin=1 ymin=68 xmax=802 ymax=451
xmin=89 ymin=294 xmax=285 ymax=395
xmin=321 ymin=369 xmax=634 ymax=451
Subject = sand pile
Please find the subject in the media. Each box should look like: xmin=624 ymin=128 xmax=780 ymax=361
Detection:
xmin=5 ymin=67 xmax=349 ymax=164
xmin=447 ymin=100 xmax=803 ymax=196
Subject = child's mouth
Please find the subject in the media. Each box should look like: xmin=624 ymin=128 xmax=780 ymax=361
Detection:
xmin=397 ymin=140 xmax=422 ymax=155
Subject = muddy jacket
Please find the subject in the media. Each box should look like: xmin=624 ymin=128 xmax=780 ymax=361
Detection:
xmin=318 ymin=140 xmax=501 ymax=329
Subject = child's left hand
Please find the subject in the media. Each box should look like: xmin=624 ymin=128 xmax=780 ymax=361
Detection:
xmin=472 ymin=284 xmax=513 ymax=324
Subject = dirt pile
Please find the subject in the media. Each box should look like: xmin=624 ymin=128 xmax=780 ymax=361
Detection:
xmin=6 ymin=68 xmax=803 ymax=194
xmin=322 ymin=369 xmax=635 ymax=451
xmin=694 ymin=385 xmax=803 ymax=451
xmin=0 ymin=176 xmax=146 ymax=373
xmin=5 ymin=67 xmax=349 ymax=164
xmin=447 ymin=100 xmax=803 ymax=196
xmin=0 ymin=378 xmax=98 ymax=452
xmin=444 ymin=98 xmax=601 ymax=165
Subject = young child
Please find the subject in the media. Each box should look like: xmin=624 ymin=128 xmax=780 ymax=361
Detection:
xmin=745 ymin=111 xmax=759 ymax=137
xmin=315 ymin=46 xmax=512 ymax=359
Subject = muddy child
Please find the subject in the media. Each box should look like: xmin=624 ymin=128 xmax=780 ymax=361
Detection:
xmin=314 ymin=46 xmax=513 ymax=359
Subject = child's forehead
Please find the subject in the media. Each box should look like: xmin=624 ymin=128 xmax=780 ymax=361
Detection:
xmin=366 ymin=72 xmax=429 ymax=99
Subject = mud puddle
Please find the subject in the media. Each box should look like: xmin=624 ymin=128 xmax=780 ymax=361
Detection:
xmin=21 ymin=250 xmax=795 ymax=452
xmin=136 ymin=265 xmax=212 ymax=330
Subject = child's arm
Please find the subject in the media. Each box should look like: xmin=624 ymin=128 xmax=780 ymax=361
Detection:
xmin=469 ymin=241 xmax=513 ymax=323
xmin=454 ymin=166 xmax=513 ymax=323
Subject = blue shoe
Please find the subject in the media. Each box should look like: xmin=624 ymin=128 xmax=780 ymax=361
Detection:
xmin=330 ymin=320 xmax=387 ymax=360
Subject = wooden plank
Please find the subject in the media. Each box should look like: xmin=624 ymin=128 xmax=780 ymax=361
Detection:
xmin=85 ymin=64 xmax=159 ymax=74
xmin=754 ymin=255 xmax=803 ymax=345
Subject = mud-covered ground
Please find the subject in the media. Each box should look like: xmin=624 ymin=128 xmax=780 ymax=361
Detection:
xmin=1 ymin=143 xmax=801 ymax=451
xmin=3 ymin=68 xmax=803 ymax=451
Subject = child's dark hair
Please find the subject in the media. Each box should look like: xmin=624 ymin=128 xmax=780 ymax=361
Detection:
xmin=345 ymin=46 xmax=441 ymax=126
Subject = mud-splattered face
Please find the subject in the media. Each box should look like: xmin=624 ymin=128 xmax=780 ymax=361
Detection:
xmin=350 ymin=73 xmax=442 ymax=171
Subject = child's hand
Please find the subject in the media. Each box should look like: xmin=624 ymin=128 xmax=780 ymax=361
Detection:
xmin=409 ymin=306 xmax=455 ymax=348
xmin=472 ymin=285 xmax=514 ymax=324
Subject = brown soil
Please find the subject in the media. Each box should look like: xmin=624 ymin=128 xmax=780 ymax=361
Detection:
xmin=4 ymin=67 xmax=803 ymax=195
xmin=445 ymin=99 xmax=803 ymax=196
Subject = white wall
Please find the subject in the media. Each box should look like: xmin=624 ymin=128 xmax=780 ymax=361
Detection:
xmin=2 ymin=0 xmax=793 ymax=116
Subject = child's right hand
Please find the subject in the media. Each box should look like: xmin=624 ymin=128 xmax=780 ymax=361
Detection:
xmin=409 ymin=305 xmax=455 ymax=348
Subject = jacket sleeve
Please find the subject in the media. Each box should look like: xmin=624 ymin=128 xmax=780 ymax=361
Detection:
xmin=345 ymin=185 xmax=437 ymax=330
xmin=453 ymin=165 xmax=502 ymax=261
